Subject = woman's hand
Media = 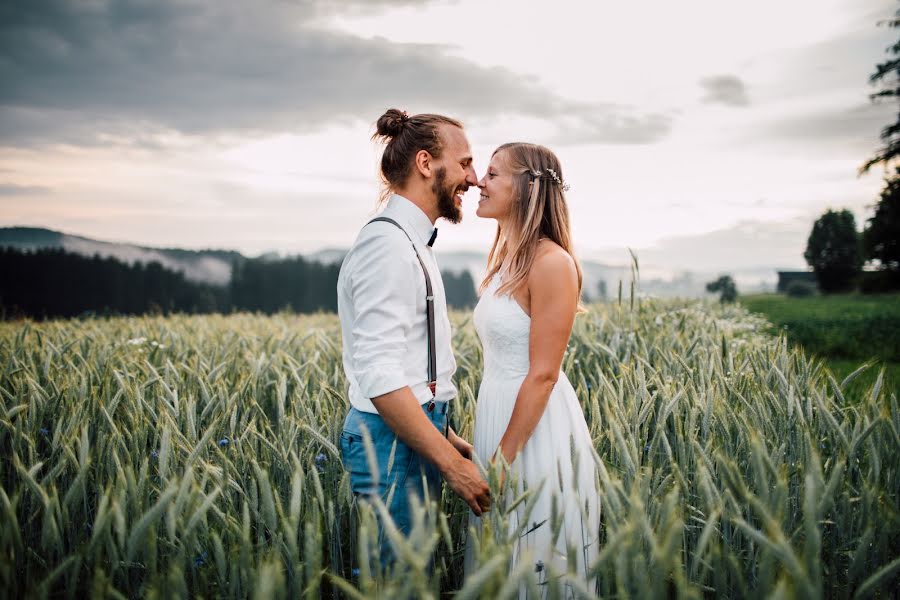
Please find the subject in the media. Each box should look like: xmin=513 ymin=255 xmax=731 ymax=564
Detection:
xmin=448 ymin=427 xmax=474 ymax=460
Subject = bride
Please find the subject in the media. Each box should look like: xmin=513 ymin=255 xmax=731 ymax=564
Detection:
xmin=465 ymin=142 xmax=600 ymax=595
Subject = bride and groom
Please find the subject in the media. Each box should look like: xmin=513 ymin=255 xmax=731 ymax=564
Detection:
xmin=336 ymin=109 xmax=600 ymax=590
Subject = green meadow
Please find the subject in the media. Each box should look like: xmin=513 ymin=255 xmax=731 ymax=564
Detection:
xmin=0 ymin=300 xmax=898 ymax=598
xmin=740 ymin=293 xmax=900 ymax=401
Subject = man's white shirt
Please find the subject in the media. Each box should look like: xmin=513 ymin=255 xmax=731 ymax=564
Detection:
xmin=337 ymin=194 xmax=458 ymax=413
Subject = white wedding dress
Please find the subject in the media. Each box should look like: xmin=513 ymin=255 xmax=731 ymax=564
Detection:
xmin=464 ymin=270 xmax=600 ymax=597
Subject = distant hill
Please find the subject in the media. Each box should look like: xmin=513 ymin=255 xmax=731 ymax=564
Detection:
xmin=0 ymin=227 xmax=241 ymax=286
xmin=308 ymin=246 xmax=623 ymax=301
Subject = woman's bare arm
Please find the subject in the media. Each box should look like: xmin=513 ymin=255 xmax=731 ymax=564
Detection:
xmin=496 ymin=246 xmax=578 ymax=463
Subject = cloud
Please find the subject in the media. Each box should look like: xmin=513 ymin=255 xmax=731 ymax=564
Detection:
xmin=700 ymin=75 xmax=750 ymax=107
xmin=635 ymin=218 xmax=810 ymax=271
xmin=550 ymin=108 xmax=673 ymax=145
xmin=0 ymin=183 xmax=51 ymax=196
xmin=0 ymin=0 xmax=670 ymax=147
xmin=762 ymin=100 xmax=891 ymax=154
xmin=736 ymin=17 xmax=897 ymax=156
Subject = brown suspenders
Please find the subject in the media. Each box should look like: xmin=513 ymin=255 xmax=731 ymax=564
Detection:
xmin=365 ymin=217 xmax=437 ymax=400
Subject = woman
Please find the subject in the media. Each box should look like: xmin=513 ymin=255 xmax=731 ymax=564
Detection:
xmin=465 ymin=142 xmax=600 ymax=595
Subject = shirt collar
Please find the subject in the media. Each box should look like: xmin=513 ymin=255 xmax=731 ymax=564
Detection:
xmin=382 ymin=194 xmax=438 ymax=247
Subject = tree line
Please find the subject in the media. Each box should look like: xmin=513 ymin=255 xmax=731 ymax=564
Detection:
xmin=803 ymin=189 xmax=899 ymax=294
xmin=801 ymin=4 xmax=900 ymax=295
xmin=0 ymin=248 xmax=478 ymax=320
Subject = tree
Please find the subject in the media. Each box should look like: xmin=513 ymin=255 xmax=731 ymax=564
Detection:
xmin=803 ymin=209 xmax=862 ymax=293
xmin=862 ymin=5 xmax=900 ymax=173
xmin=705 ymin=275 xmax=737 ymax=303
xmin=863 ymin=168 xmax=900 ymax=272
xmin=0 ymin=247 xmax=228 ymax=319
xmin=442 ymin=269 xmax=477 ymax=309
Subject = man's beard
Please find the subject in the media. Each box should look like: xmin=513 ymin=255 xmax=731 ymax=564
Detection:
xmin=433 ymin=166 xmax=463 ymax=224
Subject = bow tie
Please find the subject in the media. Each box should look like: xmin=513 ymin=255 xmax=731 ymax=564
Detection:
xmin=427 ymin=227 xmax=438 ymax=247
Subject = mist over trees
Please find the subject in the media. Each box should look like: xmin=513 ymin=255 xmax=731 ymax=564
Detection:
xmin=0 ymin=248 xmax=227 ymax=319
xmin=0 ymin=247 xmax=481 ymax=320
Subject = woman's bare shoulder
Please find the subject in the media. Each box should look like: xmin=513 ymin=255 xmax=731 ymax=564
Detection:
xmin=529 ymin=241 xmax=577 ymax=287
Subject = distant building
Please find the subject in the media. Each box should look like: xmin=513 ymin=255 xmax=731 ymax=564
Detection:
xmin=776 ymin=271 xmax=817 ymax=293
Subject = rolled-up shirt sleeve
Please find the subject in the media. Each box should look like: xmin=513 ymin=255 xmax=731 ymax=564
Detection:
xmin=347 ymin=229 xmax=418 ymax=399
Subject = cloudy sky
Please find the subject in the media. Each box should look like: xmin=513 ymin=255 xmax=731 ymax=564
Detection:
xmin=0 ymin=0 xmax=896 ymax=277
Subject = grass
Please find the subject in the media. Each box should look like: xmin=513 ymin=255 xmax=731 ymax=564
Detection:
xmin=0 ymin=300 xmax=898 ymax=598
xmin=739 ymin=293 xmax=900 ymax=324
xmin=740 ymin=293 xmax=900 ymax=399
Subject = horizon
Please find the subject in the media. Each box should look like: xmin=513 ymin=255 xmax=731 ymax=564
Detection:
xmin=0 ymin=224 xmax=809 ymax=293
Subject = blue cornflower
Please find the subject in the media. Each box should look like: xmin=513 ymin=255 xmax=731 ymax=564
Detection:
xmin=194 ymin=551 xmax=208 ymax=567
xmin=39 ymin=427 xmax=49 ymax=436
xmin=586 ymin=383 xmax=592 ymax=390
xmin=315 ymin=452 xmax=327 ymax=473
xmin=645 ymin=444 xmax=652 ymax=452
xmin=351 ymin=568 xmax=360 ymax=577
xmin=151 ymin=450 xmax=159 ymax=459
xmin=218 ymin=437 xmax=229 ymax=447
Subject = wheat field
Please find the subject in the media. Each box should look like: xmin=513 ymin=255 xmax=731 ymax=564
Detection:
xmin=0 ymin=299 xmax=897 ymax=598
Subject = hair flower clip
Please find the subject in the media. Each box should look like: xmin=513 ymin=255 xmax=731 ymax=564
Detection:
xmin=546 ymin=168 xmax=570 ymax=191
xmin=529 ymin=168 xmax=570 ymax=191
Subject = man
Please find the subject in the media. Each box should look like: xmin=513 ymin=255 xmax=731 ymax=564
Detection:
xmin=337 ymin=109 xmax=491 ymax=566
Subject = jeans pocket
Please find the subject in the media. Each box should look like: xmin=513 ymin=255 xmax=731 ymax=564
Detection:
xmin=341 ymin=430 xmax=373 ymax=495
xmin=342 ymin=425 xmax=417 ymax=502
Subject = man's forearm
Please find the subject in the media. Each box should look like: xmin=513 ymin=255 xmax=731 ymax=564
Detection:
xmin=370 ymin=386 xmax=459 ymax=473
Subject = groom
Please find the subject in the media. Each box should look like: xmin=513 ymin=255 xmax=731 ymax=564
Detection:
xmin=337 ymin=109 xmax=491 ymax=565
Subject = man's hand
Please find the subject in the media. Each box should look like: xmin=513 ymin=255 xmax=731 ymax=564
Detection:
xmin=442 ymin=455 xmax=491 ymax=516
xmin=448 ymin=428 xmax=474 ymax=460
xmin=371 ymin=389 xmax=490 ymax=516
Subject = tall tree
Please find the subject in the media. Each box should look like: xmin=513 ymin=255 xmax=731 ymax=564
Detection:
xmin=803 ymin=209 xmax=863 ymax=293
xmin=864 ymin=168 xmax=900 ymax=272
xmin=862 ymin=5 xmax=900 ymax=173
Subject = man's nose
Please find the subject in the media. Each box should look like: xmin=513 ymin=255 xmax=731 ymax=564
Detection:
xmin=466 ymin=167 xmax=479 ymax=186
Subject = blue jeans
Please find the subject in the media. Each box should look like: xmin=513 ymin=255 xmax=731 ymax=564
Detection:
xmin=340 ymin=401 xmax=449 ymax=569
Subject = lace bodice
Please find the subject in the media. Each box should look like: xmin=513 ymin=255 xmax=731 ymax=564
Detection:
xmin=473 ymin=272 xmax=531 ymax=379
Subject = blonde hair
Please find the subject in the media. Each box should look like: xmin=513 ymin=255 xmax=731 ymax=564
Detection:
xmin=479 ymin=143 xmax=584 ymax=310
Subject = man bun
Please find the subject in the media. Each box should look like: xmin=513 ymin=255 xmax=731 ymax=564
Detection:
xmin=371 ymin=110 xmax=463 ymax=205
xmin=375 ymin=108 xmax=409 ymax=138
